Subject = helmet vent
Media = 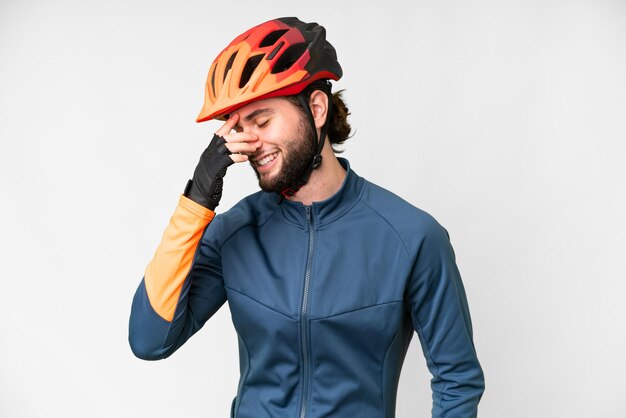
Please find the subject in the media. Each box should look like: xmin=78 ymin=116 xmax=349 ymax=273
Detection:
xmin=210 ymin=63 xmax=217 ymax=96
xmin=260 ymin=30 xmax=288 ymax=47
xmin=223 ymin=51 xmax=238 ymax=82
xmin=271 ymin=43 xmax=307 ymax=74
xmin=266 ymin=41 xmax=285 ymax=60
xmin=239 ymin=54 xmax=264 ymax=88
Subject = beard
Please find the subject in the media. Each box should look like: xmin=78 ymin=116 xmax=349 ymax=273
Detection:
xmin=251 ymin=114 xmax=317 ymax=194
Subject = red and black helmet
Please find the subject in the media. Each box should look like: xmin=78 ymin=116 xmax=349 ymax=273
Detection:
xmin=196 ymin=17 xmax=343 ymax=122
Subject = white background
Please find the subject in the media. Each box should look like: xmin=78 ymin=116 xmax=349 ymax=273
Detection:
xmin=1 ymin=0 xmax=625 ymax=417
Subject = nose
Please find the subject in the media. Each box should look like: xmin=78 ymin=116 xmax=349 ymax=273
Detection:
xmin=247 ymin=131 xmax=263 ymax=148
xmin=242 ymin=126 xmax=263 ymax=146
xmin=238 ymin=128 xmax=263 ymax=157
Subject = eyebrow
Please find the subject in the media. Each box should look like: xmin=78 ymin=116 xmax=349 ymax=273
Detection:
xmin=233 ymin=108 xmax=275 ymax=131
xmin=243 ymin=108 xmax=274 ymax=122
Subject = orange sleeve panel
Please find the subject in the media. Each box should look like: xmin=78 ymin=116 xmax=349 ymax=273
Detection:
xmin=144 ymin=195 xmax=215 ymax=322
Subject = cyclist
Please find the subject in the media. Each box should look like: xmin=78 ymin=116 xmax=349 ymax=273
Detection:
xmin=129 ymin=16 xmax=484 ymax=418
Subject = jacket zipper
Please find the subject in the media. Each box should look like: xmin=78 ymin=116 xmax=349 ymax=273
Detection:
xmin=299 ymin=206 xmax=315 ymax=418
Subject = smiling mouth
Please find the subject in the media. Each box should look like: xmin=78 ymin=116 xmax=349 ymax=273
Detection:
xmin=255 ymin=152 xmax=280 ymax=167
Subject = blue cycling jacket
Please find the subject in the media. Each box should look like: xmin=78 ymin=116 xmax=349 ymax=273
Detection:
xmin=129 ymin=159 xmax=484 ymax=417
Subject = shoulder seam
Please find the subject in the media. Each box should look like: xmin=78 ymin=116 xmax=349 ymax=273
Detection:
xmin=359 ymin=199 xmax=414 ymax=265
xmin=218 ymin=204 xmax=281 ymax=249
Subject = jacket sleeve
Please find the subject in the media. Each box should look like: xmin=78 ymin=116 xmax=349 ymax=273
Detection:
xmin=128 ymin=195 xmax=227 ymax=360
xmin=407 ymin=220 xmax=485 ymax=417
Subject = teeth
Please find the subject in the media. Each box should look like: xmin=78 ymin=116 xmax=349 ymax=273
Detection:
xmin=257 ymin=152 xmax=278 ymax=167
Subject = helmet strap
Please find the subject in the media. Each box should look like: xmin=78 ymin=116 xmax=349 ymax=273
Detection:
xmin=280 ymin=84 xmax=333 ymax=198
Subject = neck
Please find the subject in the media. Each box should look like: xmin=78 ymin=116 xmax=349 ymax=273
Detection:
xmin=286 ymin=145 xmax=346 ymax=206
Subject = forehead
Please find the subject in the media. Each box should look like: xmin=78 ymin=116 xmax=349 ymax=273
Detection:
xmin=234 ymin=96 xmax=297 ymax=121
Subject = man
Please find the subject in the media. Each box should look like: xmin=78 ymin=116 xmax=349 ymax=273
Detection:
xmin=129 ymin=17 xmax=484 ymax=418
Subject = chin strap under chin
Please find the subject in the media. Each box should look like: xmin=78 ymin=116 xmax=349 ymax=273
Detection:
xmin=280 ymin=84 xmax=333 ymax=198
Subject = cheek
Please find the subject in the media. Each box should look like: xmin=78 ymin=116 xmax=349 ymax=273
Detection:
xmin=260 ymin=126 xmax=288 ymax=146
xmin=258 ymin=111 xmax=305 ymax=145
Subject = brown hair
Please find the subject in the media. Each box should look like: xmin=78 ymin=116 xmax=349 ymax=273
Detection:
xmin=286 ymin=80 xmax=353 ymax=152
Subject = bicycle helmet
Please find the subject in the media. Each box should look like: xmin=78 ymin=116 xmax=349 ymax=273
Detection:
xmin=196 ymin=17 xmax=342 ymax=122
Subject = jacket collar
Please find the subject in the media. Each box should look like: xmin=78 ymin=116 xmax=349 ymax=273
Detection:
xmin=278 ymin=158 xmax=364 ymax=228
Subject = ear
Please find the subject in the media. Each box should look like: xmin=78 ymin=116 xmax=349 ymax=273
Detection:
xmin=308 ymin=90 xmax=329 ymax=129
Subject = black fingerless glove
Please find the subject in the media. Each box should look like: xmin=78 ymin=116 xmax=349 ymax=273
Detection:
xmin=183 ymin=134 xmax=233 ymax=210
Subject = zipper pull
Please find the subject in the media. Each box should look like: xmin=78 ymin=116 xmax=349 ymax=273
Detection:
xmin=305 ymin=206 xmax=312 ymax=223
